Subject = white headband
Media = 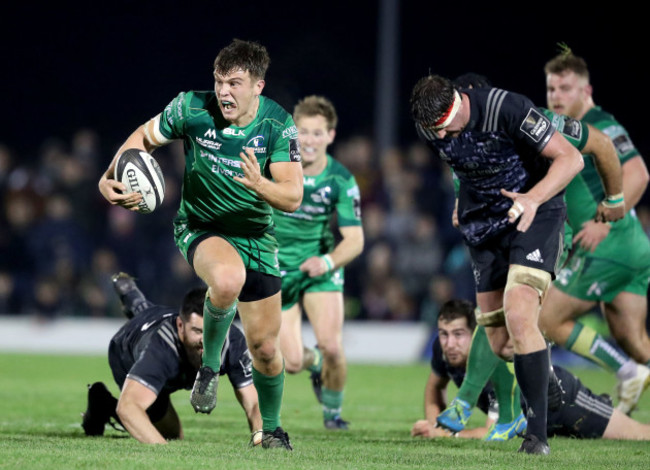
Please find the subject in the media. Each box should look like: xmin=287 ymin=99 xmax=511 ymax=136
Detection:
xmin=431 ymin=90 xmax=462 ymax=130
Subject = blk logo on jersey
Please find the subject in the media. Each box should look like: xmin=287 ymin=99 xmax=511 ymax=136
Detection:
xmin=224 ymin=128 xmax=245 ymax=136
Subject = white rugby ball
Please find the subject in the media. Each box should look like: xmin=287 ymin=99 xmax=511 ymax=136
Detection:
xmin=114 ymin=148 xmax=165 ymax=214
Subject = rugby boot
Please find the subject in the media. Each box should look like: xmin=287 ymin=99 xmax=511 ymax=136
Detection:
xmin=616 ymin=363 xmax=650 ymax=415
xmin=436 ymin=397 xmax=472 ymax=433
xmin=517 ymin=433 xmax=550 ymax=455
xmin=324 ymin=415 xmax=349 ymax=430
xmin=483 ymin=412 xmax=527 ymax=442
xmin=261 ymin=427 xmax=293 ymax=450
xmin=190 ymin=366 xmax=219 ymax=414
xmin=81 ymin=382 xmax=118 ymax=436
xmin=111 ymin=272 xmax=149 ymax=318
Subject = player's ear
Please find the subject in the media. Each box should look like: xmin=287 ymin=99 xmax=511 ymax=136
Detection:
xmin=327 ymin=129 xmax=336 ymax=145
xmin=255 ymin=79 xmax=265 ymax=96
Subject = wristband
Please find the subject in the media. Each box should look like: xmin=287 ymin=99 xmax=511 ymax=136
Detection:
xmin=603 ymin=192 xmax=624 ymax=207
xmin=321 ymin=254 xmax=334 ymax=272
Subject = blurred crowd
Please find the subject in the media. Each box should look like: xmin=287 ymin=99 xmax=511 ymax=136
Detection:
xmin=2 ymin=129 xmax=649 ymax=327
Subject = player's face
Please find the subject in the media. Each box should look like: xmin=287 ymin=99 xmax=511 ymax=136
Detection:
xmin=429 ymin=95 xmax=468 ymax=139
xmin=437 ymin=317 xmax=472 ymax=368
xmin=214 ymin=69 xmax=265 ymax=127
xmin=177 ymin=313 xmax=203 ymax=370
xmin=546 ymin=71 xmax=590 ymax=119
xmin=295 ymin=115 xmax=335 ymax=168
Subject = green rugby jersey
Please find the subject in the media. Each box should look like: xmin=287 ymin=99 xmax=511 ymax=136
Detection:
xmin=565 ymin=106 xmax=638 ymax=231
xmin=159 ymin=91 xmax=300 ymax=236
xmin=564 ymin=106 xmax=649 ymax=261
xmin=273 ymin=155 xmax=361 ymax=269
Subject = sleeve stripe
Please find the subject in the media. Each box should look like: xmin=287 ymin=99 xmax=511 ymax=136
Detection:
xmin=157 ymin=324 xmax=179 ymax=357
xmin=483 ymin=88 xmax=508 ymax=132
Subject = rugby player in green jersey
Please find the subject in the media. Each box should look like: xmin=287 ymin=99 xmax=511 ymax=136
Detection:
xmin=273 ymin=96 xmax=364 ymax=430
xmin=540 ymin=48 xmax=650 ymax=415
xmin=98 ymin=39 xmax=303 ymax=450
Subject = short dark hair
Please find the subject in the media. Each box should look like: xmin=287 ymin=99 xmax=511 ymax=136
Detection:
xmin=544 ymin=45 xmax=590 ymax=82
xmin=438 ymin=299 xmax=476 ymax=331
xmin=214 ymin=38 xmax=270 ymax=80
xmin=179 ymin=287 xmax=207 ymax=322
xmin=293 ymin=95 xmax=338 ymax=130
xmin=410 ymin=75 xmax=456 ymax=128
xmin=453 ymin=72 xmax=491 ymax=89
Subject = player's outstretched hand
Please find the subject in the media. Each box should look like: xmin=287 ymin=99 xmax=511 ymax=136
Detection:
xmin=500 ymin=189 xmax=539 ymax=232
xmin=234 ymin=147 xmax=263 ymax=192
xmin=411 ymin=420 xmax=453 ymax=438
xmin=98 ymin=176 xmax=143 ymax=211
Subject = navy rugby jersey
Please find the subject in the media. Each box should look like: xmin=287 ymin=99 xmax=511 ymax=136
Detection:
xmin=417 ymin=87 xmax=562 ymax=246
xmin=109 ymin=306 xmax=252 ymax=395
xmin=431 ymin=336 xmax=496 ymax=416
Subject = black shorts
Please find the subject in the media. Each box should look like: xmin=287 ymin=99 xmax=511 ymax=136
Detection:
xmin=547 ymin=378 xmax=613 ymax=439
xmin=187 ymin=233 xmax=281 ymax=302
xmin=468 ymin=205 xmax=565 ymax=292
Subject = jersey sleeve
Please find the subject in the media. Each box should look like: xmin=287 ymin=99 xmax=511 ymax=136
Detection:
xmin=223 ymin=325 xmax=254 ymax=389
xmin=158 ymin=91 xmax=191 ymax=140
xmin=430 ymin=337 xmax=447 ymax=378
xmin=126 ymin=330 xmax=181 ymax=395
xmin=500 ymin=92 xmax=555 ymax=154
xmin=269 ymin=116 xmax=301 ymax=164
xmin=335 ymin=174 xmax=362 ymax=227
xmin=540 ymin=109 xmax=589 ymax=151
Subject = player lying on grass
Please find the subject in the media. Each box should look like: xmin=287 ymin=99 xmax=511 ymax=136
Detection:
xmin=411 ymin=299 xmax=650 ymax=441
xmin=81 ymin=273 xmax=262 ymax=444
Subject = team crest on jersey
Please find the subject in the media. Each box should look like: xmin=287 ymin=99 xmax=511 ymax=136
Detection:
xmin=311 ymin=186 xmax=332 ymax=205
xmin=245 ymin=135 xmax=267 ymax=154
xmin=520 ymin=108 xmax=549 ymax=142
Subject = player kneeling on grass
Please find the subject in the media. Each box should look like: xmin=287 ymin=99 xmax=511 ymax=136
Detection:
xmin=81 ymin=273 xmax=262 ymax=445
xmin=411 ymin=299 xmax=650 ymax=442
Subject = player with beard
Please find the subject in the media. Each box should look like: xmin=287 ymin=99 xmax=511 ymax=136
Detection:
xmin=81 ymin=274 xmax=262 ymax=445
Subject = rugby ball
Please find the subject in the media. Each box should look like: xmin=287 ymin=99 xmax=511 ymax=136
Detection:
xmin=114 ymin=148 xmax=165 ymax=214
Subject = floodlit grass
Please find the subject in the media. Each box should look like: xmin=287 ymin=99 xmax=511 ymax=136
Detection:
xmin=1 ymin=353 xmax=649 ymax=469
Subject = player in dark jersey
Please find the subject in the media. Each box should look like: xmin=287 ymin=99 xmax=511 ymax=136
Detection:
xmin=437 ymin=72 xmax=630 ymax=443
xmin=540 ymin=47 xmax=650 ymax=416
xmin=411 ymin=299 xmax=650 ymax=442
xmin=410 ymin=74 xmax=587 ymax=455
xmin=97 ymin=39 xmax=303 ymax=450
xmin=81 ymin=273 xmax=261 ymax=445
xmin=411 ymin=300 xmax=525 ymax=441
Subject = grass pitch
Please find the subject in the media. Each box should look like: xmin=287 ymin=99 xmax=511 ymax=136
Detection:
xmin=0 ymin=353 xmax=649 ymax=469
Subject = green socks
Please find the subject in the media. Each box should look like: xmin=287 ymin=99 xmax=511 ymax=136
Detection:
xmin=565 ymin=322 xmax=627 ymax=373
xmin=457 ymin=325 xmax=500 ymax=406
xmin=491 ymin=361 xmax=520 ymax=424
xmin=322 ymin=387 xmax=344 ymax=420
xmin=201 ymin=296 xmax=237 ymax=371
xmin=252 ymin=367 xmax=285 ymax=431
